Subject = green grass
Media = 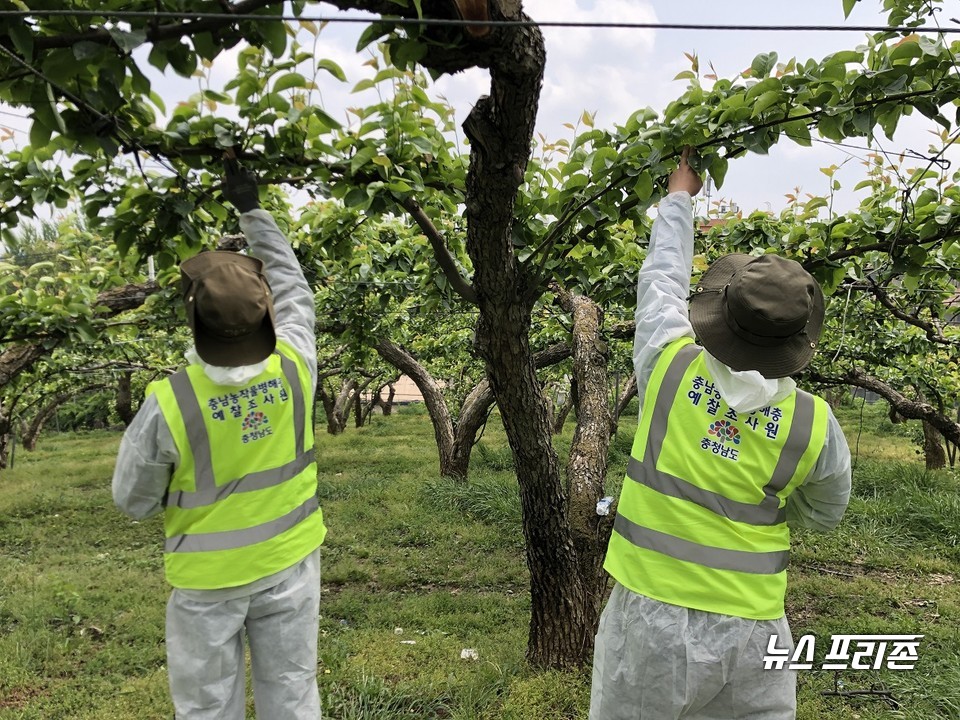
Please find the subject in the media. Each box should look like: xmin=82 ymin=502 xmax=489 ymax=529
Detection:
xmin=1 ymin=400 xmax=959 ymax=718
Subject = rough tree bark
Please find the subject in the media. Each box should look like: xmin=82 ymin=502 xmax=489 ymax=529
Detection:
xmin=320 ymin=0 xmax=616 ymax=666
xmin=922 ymin=420 xmax=947 ymax=470
xmin=21 ymin=384 xmax=109 ymax=451
xmin=808 ymin=368 xmax=960 ymax=448
xmin=373 ymin=382 xmax=396 ymax=416
xmin=0 ymin=402 xmax=10 ymax=469
xmin=375 ymin=337 xmax=494 ymax=481
xmin=557 ymin=288 xmax=617 ymax=636
xmin=317 ymin=377 xmax=358 ymax=435
xmin=612 ymin=372 xmax=638 ymax=429
xmin=116 ymin=371 xmax=135 ymax=426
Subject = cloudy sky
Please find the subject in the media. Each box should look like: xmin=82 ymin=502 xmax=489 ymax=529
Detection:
xmin=2 ymin=0 xmax=957 ymax=218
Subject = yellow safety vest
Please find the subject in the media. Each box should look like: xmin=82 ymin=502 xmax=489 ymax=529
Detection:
xmin=604 ymin=337 xmax=828 ymax=619
xmin=148 ymin=339 xmax=326 ymax=589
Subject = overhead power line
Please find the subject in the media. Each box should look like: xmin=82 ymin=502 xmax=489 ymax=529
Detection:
xmin=0 ymin=10 xmax=958 ymax=34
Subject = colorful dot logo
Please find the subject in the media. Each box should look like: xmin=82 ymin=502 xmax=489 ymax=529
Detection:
xmin=708 ymin=419 xmax=741 ymax=445
xmin=242 ymin=411 xmax=267 ymax=431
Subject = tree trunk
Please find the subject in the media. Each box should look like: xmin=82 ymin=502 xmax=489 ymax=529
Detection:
xmin=375 ymin=337 xmax=494 ymax=481
xmin=552 ymin=382 xmax=575 ymax=434
xmin=23 ymin=393 xmax=71 ymax=451
xmin=612 ymin=372 xmax=638 ymax=430
xmin=116 ymin=371 xmax=135 ymax=426
xmin=0 ymin=403 xmax=10 ymax=470
xmin=315 ymin=382 xmax=338 ymax=435
xmin=922 ymin=420 xmax=946 ymax=470
xmin=375 ymin=382 xmax=396 ymax=416
xmin=317 ymin=378 xmax=356 ymax=435
xmin=353 ymin=388 xmax=363 ymax=428
xmin=557 ymin=288 xmax=617 ymax=638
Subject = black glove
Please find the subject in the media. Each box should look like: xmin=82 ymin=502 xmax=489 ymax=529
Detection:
xmin=222 ymin=158 xmax=260 ymax=213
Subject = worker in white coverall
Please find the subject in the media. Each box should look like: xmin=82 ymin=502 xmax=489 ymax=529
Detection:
xmin=112 ymin=159 xmax=325 ymax=719
xmin=589 ymin=148 xmax=852 ymax=720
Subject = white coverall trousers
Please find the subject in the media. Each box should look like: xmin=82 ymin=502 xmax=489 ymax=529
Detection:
xmin=590 ymin=583 xmax=796 ymax=720
xmin=166 ymin=553 xmax=322 ymax=719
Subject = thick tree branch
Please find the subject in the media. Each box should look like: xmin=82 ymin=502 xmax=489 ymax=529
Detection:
xmin=807 ymin=368 xmax=960 ymax=446
xmin=0 ymin=281 xmax=159 ymax=388
xmin=399 ymin=197 xmax=477 ymax=304
xmin=865 ymin=278 xmax=959 ymax=346
xmin=24 ymin=0 xmax=284 ymax=51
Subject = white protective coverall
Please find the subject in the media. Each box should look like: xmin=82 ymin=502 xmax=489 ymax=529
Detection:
xmin=589 ymin=191 xmax=852 ymax=720
xmin=112 ymin=210 xmax=321 ymax=720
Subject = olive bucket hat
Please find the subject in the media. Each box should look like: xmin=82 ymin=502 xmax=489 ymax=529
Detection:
xmin=689 ymin=254 xmax=825 ymax=379
xmin=180 ymin=251 xmax=277 ymax=367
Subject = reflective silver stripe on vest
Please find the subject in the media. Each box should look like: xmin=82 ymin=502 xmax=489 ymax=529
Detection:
xmin=614 ymin=512 xmax=790 ymax=575
xmin=629 ymin=343 xmax=815 ymax=527
xmin=165 ymin=352 xmax=310 ymax=509
xmin=279 ymin=352 xmax=306 ymax=456
xmin=645 ymin=343 xmax=701 ymax=468
xmin=626 ymin=457 xmax=787 ymax=525
xmin=767 ymin=390 xmax=815 ymax=493
xmin=166 ymin=450 xmax=315 ymax=510
xmin=169 ymin=371 xmax=215 ymax=493
xmin=165 ymin=495 xmax=319 ymax=553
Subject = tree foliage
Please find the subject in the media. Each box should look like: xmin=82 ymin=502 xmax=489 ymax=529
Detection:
xmin=1 ymin=0 xmax=959 ymax=667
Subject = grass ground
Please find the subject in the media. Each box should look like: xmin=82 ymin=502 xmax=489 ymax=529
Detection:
xmin=0 ymin=399 xmax=958 ymax=718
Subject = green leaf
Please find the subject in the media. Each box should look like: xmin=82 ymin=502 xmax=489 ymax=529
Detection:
xmin=783 ymin=120 xmax=811 ymax=146
xmin=259 ymin=21 xmax=288 ymax=57
xmin=708 ymin=156 xmax=728 ymax=189
xmin=191 ymin=31 xmax=219 ymax=61
xmin=842 ymin=0 xmax=857 ymax=19
xmin=75 ymin=318 xmax=98 ymax=343
xmin=274 ymin=72 xmax=307 ymax=92
xmin=147 ymin=45 xmax=169 ymax=72
xmin=9 ymin=23 xmax=34 ymax=59
xmin=264 ymin=92 xmax=291 ymax=112
xmin=827 ymin=50 xmax=863 ymax=65
xmin=357 ymin=22 xmax=394 ymax=52
xmin=29 ymin=117 xmax=52 ymax=149
xmin=632 ymin=172 xmax=653 ymax=200
xmin=350 ymin=146 xmax=378 ymax=175
xmin=107 ymin=27 xmax=147 ymax=53
xmin=890 ymin=38 xmax=922 ymax=63
xmin=312 ymin=108 xmax=342 ymax=129
xmin=391 ymin=39 xmax=428 ymax=69
xmin=934 ymin=205 xmax=955 ymax=225
xmin=751 ymin=90 xmax=783 ymax=116
xmin=750 ymin=52 xmax=778 ymax=78
xmin=317 ymin=59 xmax=347 ymax=82
xmin=72 ymin=41 xmax=105 ymax=62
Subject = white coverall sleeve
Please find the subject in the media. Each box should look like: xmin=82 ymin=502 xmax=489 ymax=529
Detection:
xmin=112 ymin=394 xmax=178 ymax=520
xmin=786 ymin=408 xmax=852 ymax=531
xmin=633 ymin=192 xmax=697 ymax=404
xmin=240 ymin=209 xmax=317 ymax=387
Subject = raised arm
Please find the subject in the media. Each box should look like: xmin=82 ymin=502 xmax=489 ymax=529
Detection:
xmin=633 ymin=148 xmax=704 ymax=401
xmin=222 ymin=159 xmax=317 ymax=385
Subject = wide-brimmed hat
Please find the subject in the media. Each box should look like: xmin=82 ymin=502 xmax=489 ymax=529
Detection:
xmin=689 ymin=254 xmax=824 ymax=379
xmin=180 ymin=251 xmax=276 ymax=367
